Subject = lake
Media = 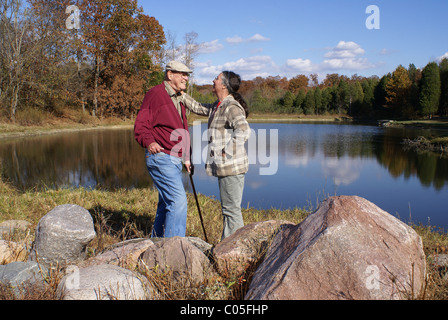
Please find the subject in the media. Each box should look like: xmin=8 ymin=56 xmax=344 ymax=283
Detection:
xmin=1 ymin=122 xmax=447 ymax=231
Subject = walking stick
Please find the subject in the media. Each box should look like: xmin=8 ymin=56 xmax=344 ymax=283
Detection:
xmin=188 ymin=165 xmax=209 ymax=243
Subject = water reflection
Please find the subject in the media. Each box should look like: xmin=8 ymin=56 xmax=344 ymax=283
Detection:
xmin=0 ymin=123 xmax=447 ymax=230
xmin=0 ymin=129 xmax=150 ymax=190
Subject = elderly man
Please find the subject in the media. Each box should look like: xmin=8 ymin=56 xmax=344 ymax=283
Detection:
xmin=134 ymin=61 xmax=192 ymax=238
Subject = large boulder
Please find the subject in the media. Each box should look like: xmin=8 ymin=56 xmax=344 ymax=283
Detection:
xmin=78 ymin=239 xmax=154 ymax=269
xmin=246 ymin=196 xmax=426 ymax=300
xmin=29 ymin=204 xmax=96 ymax=267
xmin=0 ymin=220 xmax=31 ymax=240
xmin=0 ymin=261 xmax=47 ymax=296
xmin=139 ymin=236 xmax=214 ymax=285
xmin=213 ymin=220 xmax=294 ymax=279
xmin=0 ymin=240 xmax=27 ymax=265
xmin=57 ymin=264 xmax=151 ymax=300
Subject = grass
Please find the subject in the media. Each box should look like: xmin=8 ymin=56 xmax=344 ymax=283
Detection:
xmin=392 ymin=119 xmax=448 ymax=130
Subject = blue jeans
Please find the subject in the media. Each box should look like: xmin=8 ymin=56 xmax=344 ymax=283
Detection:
xmin=145 ymin=151 xmax=187 ymax=238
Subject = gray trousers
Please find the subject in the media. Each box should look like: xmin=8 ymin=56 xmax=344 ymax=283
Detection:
xmin=218 ymin=174 xmax=245 ymax=240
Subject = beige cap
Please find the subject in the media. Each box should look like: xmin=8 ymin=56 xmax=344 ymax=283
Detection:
xmin=166 ymin=61 xmax=193 ymax=73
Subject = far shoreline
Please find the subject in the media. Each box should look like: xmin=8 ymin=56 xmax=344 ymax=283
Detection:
xmin=1 ymin=114 xmax=448 ymax=140
xmin=0 ymin=114 xmax=348 ymax=140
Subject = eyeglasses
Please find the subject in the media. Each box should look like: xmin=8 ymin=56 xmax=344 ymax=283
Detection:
xmin=170 ymin=71 xmax=190 ymax=78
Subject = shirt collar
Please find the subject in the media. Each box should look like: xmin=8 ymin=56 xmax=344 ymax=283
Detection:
xmin=164 ymin=81 xmax=181 ymax=97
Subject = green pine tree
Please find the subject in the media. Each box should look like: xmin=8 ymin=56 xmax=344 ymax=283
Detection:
xmin=314 ymin=87 xmax=322 ymax=114
xmin=419 ymin=62 xmax=441 ymax=118
xmin=439 ymin=58 xmax=448 ymax=116
xmin=303 ymin=90 xmax=315 ymax=115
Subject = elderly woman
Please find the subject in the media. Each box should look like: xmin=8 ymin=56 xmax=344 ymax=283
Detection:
xmin=182 ymin=71 xmax=251 ymax=240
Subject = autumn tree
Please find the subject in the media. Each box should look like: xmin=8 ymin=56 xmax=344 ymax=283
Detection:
xmin=288 ymin=75 xmax=309 ymax=94
xmin=0 ymin=0 xmax=76 ymax=120
xmin=80 ymin=0 xmax=165 ymax=118
xmin=0 ymin=0 xmax=33 ymax=120
xmin=27 ymin=0 xmax=78 ymax=114
xmin=386 ymin=65 xmax=412 ymax=117
xmin=322 ymin=73 xmax=342 ymax=87
xmin=419 ymin=62 xmax=441 ymax=118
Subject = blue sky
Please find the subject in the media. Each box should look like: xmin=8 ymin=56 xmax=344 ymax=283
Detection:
xmin=141 ymin=0 xmax=448 ymax=85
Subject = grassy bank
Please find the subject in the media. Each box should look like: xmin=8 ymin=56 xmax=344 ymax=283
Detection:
xmin=1 ymin=179 xmax=448 ymax=300
xmin=0 ymin=179 xmax=308 ymax=247
xmin=0 ymin=111 xmax=347 ymax=140
xmin=390 ymin=119 xmax=448 ymax=130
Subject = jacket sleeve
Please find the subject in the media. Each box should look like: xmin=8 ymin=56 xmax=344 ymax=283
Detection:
xmin=134 ymin=94 xmax=156 ymax=149
xmin=228 ymin=104 xmax=251 ymax=143
xmin=181 ymin=93 xmax=214 ymax=116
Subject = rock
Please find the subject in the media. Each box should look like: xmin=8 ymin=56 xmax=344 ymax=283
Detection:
xmin=0 ymin=240 xmax=27 ymax=265
xmin=78 ymin=238 xmax=154 ymax=269
xmin=57 ymin=264 xmax=151 ymax=300
xmin=213 ymin=220 xmax=294 ymax=279
xmin=246 ymin=196 xmax=426 ymax=300
xmin=29 ymin=204 xmax=96 ymax=267
xmin=140 ymin=237 xmax=214 ymax=284
xmin=430 ymin=254 xmax=448 ymax=280
xmin=0 ymin=261 xmax=47 ymax=293
xmin=185 ymin=236 xmax=213 ymax=254
xmin=0 ymin=220 xmax=32 ymax=239
xmin=151 ymin=236 xmax=213 ymax=254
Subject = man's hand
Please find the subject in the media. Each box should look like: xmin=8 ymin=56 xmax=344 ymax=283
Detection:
xmin=185 ymin=160 xmax=194 ymax=175
xmin=148 ymin=142 xmax=164 ymax=154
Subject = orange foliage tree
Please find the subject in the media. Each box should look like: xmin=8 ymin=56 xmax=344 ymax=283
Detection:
xmin=80 ymin=0 xmax=165 ymax=118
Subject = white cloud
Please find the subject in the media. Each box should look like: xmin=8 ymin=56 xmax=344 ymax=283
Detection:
xmin=196 ymin=56 xmax=277 ymax=84
xmin=438 ymin=52 xmax=448 ymax=62
xmin=322 ymin=157 xmax=362 ymax=186
xmin=283 ymin=41 xmax=374 ymax=76
xmin=322 ymin=57 xmax=373 ymax=71
xmin=198 ymin=40 xmax=223 ymax=54
xmin=226 ymin=33 xmax=270 ymax=44
xmin=249 ymin=34 xmax=270 ymax=42
xmin=226 ymin=35 xmax=245 ymax=44
xmin=286 ymin=58 xmax=314 ymax=73
xmin=321 ymin=41 xmax=373 ymax=71
xmin=324 ymin=41 xmax=365 ymax=59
